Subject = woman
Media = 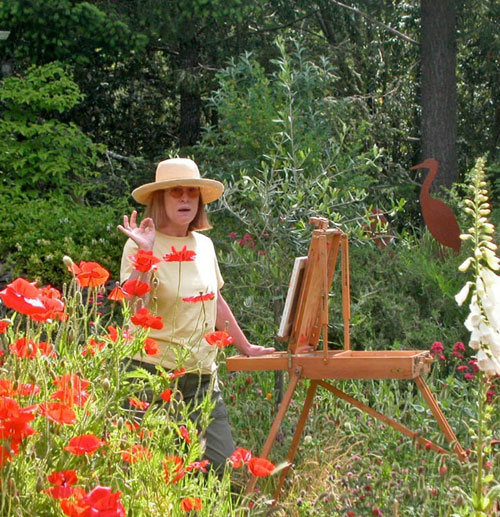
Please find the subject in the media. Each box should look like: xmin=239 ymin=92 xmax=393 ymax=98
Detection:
xmin=118 ymin=157 xmax=275 ymax=470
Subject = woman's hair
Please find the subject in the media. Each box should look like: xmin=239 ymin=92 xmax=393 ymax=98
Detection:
xmin=145 ymin=190 xmax=212 ymax=231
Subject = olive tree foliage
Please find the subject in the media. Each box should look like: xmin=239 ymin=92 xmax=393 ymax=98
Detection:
xmin=197 ymin=38 xmax=405 ymax=344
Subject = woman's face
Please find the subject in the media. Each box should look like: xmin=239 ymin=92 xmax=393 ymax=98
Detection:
xmin=162 ymin=186 xmax=200 ymax=235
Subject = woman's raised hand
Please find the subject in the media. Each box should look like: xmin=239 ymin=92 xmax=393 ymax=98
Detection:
xmin=117 ymin=210 xmax=156 ymax=251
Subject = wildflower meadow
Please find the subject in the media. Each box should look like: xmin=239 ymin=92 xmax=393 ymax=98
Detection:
xmin=0 ymin=159 xmax=498 ymax=516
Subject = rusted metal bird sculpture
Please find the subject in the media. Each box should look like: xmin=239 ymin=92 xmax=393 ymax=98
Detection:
xmin=411 ymin=158 xmax=461 ymax=254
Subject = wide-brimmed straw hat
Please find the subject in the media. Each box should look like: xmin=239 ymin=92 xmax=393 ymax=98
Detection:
xmin=132 ymin=158 xmax=224 ymax=205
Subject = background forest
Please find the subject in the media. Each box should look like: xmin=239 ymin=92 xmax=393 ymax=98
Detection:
xmin=0 ymin=1 xmax=499 ymax=515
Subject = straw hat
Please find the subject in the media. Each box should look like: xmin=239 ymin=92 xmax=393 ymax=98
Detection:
xmin=132 ymin=158 xmax=224 ymax=205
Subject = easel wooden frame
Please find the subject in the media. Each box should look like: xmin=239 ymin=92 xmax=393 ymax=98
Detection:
xmin=226 ymin=217 xmax=465 ymax=501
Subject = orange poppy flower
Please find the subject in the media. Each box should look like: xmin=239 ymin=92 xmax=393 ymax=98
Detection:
xmin=178 ymin=425 xmax=190 ymax=443
xmin=64 ymin=434 xmax=104 ymax=455
xmin=248 ymin=457 xmax=275 ymax=477
xmin=163 ymin=245 xmax=196 ymax=262
xmin=121 ymin=443 xmax=152 ymax=464
xmin=182 ymin=292 xmax=215 ymax=303
xmin=0 ymin=320 xmax=10 ymax=334
xmin=180 ymin=497 xmax=203 ymax=512
xmin=144 ymin=337 xmax=160 ymax=356
xmin=229 ymin=447 xmax=252 ymax=468
xmin=128 ymin=249 xmax=161 ymax=272
xmin=10 ymin=338 xmax=38 ymax=359
xmin=108 ymin=285 xmax=127 ymax=302
xmin=160 ymin=389 xmax=172 ymax=402
xmin=129 ymin=397 xmax=150 ymax=410
xmin=131 ymin=308 xmax=163 ymax=330
xmin=122 ymin=279 xmax=151 ymax=297
xmin=163 ymin=455 xmax=185 ymax=484
xmin=68 ymin=261 xmax=110 ymax=288
xmin=39 ymin=402 xmax=77 ymax=425
xmin=204 ymin=331 xmax=234 ymax=348
xmin=167 ymin=368 xmax=186 ymax=380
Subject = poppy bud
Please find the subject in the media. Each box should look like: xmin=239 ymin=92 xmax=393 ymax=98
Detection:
xmin=62 ymin=255 xmax=74 ymax=268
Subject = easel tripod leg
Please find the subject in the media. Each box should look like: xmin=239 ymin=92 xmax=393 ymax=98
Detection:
xmin=245 ymin=367 xmax=303 ymax=495
xmin=414 ymin=376 xmax=466 ymax=460
xmin=273 ymin=380 xmax=319 ymax=501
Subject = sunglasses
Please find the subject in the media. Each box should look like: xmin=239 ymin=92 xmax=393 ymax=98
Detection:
xmin=167 ymin=187 xmax=200 ymax=199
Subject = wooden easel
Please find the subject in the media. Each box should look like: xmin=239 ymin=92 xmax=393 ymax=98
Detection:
xmin=226 ymin=217 xmax=465 ymax=500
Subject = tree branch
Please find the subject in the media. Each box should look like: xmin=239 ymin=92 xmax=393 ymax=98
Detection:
xmin=327 ymin=0 xmax=418 ymax=45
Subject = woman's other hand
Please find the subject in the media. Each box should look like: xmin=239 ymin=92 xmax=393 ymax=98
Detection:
xmin=242 ymin=343 xmax=276 ymax=357
xmin=117 ymin=210 xmax=155 ymax=251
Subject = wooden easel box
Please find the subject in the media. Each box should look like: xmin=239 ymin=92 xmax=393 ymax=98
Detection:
xmin=226 ymin=349 xmax=432 ymax=380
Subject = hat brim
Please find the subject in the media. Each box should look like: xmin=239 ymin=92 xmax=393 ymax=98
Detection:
xmin=132 ymin=178 xmax=224 ymax=205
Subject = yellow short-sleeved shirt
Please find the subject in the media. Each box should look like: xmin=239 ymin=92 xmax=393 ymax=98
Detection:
xmin=120 ymin=231 xmax=224 ymax=374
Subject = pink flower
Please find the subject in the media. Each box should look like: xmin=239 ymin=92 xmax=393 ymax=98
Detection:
xmin=452 ymin=341 xmax=466 ymax=359
xmin=464 ymin=373 xmax=475 ymax=380
xmin=430 ymin=341 xmax=444 ymax=356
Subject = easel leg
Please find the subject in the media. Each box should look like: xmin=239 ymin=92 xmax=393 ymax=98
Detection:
xmin=246 ymin=367 xmax=303 ymax=495
xmin=317 ymin=380 xmax=450 ymax=455
xmin=273 ymin=380 xmax=319 ymax=501
xmin=414 ymin=376 xmax=466 ymax=460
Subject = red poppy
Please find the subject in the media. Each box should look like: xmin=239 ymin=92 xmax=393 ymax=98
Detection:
xmin=180 ymin=497 xmax=203 ymax=512
xmin=179 ymin=425 xmax=190 ymax=443
xmin=58 ymin=486 xmax=87 ymax=517
xmin=33 ymin=296 xmax=67 ymax=323
xmin=53 ymin=374 xmax=89 ymax=391
xmin=107 ymin=285 xmax=127 ymax=302
xmin=131 ymin=308 xmax=164 ymax=330
xmin=122 ymin=279 xmax=151 ymax=297
xmin=0 ymin=379 xmax=16 ymax=397
xmin=163 ymin=456 xmax=185 ymax=484
xmin=64 ymin=434 xmax=104 ymax=455
xmin=204 ymin=330 xmax=234 ymax=348
xmin=82 ymin=486 xmax=126 ymax=517
xmin=121 ymin=443 xmax=152 ymax=464
xmin=81 ymin=338 xmax=107 ymax=357
xmin=68 ymin=261 xmax=110 ymax=288
xmin=10 ymin=338 xmax=38 ymax=359
xmin=144 ymin=337 xmax=160 ymax=356
xmin=39 ymin=402 xmax=77 ymax=425
xmin=0 ymin=278 xmax=46 ymax=316
xmin=124 ymin=420 xmax=140 ymax=432
xmin=0 ymin=320 xmax=10 ymax=334
xmin=167 ymin=368 xmax=186 ymax=380
xmin=38 ymin=341 xmax=57 ymax=357
xmin=128 ymin=249 xmax=161 ymax=272
xmin=160 ymin=389 xmax=172 ymax=402
xmin=0 ymin=397 xmax=37 ymax=453
xmin=46 ymin=470 xmax=78 ymax=500
xmin=129 ymin=397 xmax=150 ymax=410
xmin=17 ymin=383 xmax=40 ymax=396
xmin=163 ymin=245 xmax=196 ymax=262
xmin=248 ymin=457 xmax=275 ymax=477
xmin=182 ymin=292 xmax=215 ymax=303
xmin=185 ymin=459 xmax=210 ymax=472
xmin=229 ymin=447 xmax=252 ymax=468
xmin=105 ymin=326 xmax=132 ymax=343
xmin=0 ymin=444 xmax=12 ymax=468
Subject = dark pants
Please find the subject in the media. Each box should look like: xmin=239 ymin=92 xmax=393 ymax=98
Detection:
xmin=127 ymin=360 xmax=235 ymax=471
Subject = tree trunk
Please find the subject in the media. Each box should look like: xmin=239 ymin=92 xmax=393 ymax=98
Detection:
xmin=420 ymin=0 xmax=457 ymax=191
xmin=179 ymin=38 xmax=201 ymax=148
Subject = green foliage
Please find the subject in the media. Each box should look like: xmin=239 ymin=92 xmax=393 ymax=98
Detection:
xmin=0 ymin=197 xmax=129 ymax=289
xmin=0 ymin=63 xmax=104 ymax=199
